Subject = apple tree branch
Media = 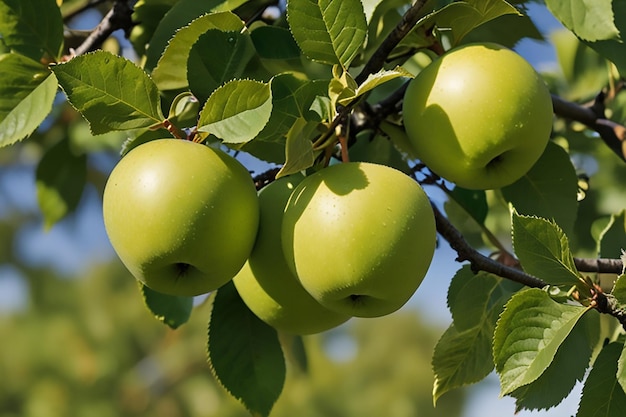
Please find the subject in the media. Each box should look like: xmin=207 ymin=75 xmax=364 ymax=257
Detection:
xmin=429 ymin=197 xmax=626 ymax=328
xmin=551 ymin=93 xmax=626 ymax=162
xmin=70 ymin=0 xmax=135 ymax=57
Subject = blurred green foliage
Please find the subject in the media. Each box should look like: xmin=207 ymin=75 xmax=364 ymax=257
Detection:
xmin=0 ymin=257 xmax=463 ymax=417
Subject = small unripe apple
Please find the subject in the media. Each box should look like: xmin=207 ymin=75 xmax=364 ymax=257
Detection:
xmin=103 ymin=139 xmax=259 ymax=296
xmin=281 ymin=162 xmax=436 ymax=318
xmin=233 ymin=175 xmax=350 ymax=334
xmin=402 ymin=42 xmax=553 ymax=190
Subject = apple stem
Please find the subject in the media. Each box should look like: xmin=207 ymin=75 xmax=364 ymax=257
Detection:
xmin=162 ymin=119 xmax=186 ymax=140
xmin=338 ymin=133 xmax=350 ymax=163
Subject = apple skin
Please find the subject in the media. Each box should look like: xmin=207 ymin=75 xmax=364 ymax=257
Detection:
xmin=402 ymin=42 xmax=553 ymax=190
xmin=281 ymin=162 xmax=436 ymax=318
xmin=102 ymin=139 xmax=259 ymax=297
xmin=233 ymin=175 xmax=350 ymax=334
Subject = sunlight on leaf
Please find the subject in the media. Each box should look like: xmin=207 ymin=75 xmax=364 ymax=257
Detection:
xmin=198 ymin=79 xmax=272 ymax=144
xmin=0 ymin=54 xmax=57 ymax=147
xmin=512 ymin=211 xmax=582 ymax=288
xmin=287 ymin=0 xmax=367 ymax=67
xmin=151 ymin=11 xmax=245 ymax=91
xmin=493 ymin=288 xmax=591 ymax=396
xmin=52 ymin=51 xmax=164 ymax=134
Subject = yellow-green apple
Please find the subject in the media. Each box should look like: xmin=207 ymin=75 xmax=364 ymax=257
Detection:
xmin=103 ymin=139 xmax=259 ymax=296
xmin=402 ymin=42 xmax=553 ymax=190
xmin=281 ymin=162 xmax=436 ymax=318
xmin=233 ymin=175 xmax=350 ymax=334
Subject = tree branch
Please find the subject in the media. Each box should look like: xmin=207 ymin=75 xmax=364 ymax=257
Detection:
xmin=552 ymin=93 xmax=626 ymax=162
xmin=574 ymin=257 xmax=624 ymax=275
xmin=431 ymin=196 xmax=626 ymax=328
xmin=594 ymin=292 xmax=626 ymax=330
xmin=315 ymin=1 xmax=431 ymax=153
xmin=430 ymin=200 xmax=548 ymax=288
xmin=355 ymin=0 xmax=429 ymax=84
xmin=71 ymin=0 xmax=135 ymax=56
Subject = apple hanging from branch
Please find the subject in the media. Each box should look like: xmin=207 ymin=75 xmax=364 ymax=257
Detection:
xmin=402 ymin=42 xmax=553 ymax=190
xmin=281 ymin=162 xmax=437 ymax=318
xmin=103 ymin=139 xmax=260 ymax=297
xmin=233 ymin=174 xmax=351 ymax=335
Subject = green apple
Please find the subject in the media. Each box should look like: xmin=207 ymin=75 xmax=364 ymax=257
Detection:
xmin=103 ymin=139 xmax=259 ymax=297
xmin=233 ymin=175 xmax=350 ymax=334
xmin=281 ymin=162 xmax=436 ymax=318
xmin=402 ymin=42 xmax=553 ymax=190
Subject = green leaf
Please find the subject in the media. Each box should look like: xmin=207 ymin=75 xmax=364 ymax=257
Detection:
xmin=502 ymin=142 xmax=579 ymax=236
xmin=612 ymin=274 xmax=626 ymax=305
xmin=197 ymin=79 xmax=272 ymax=144
xmin=208 ymin=281 xmax=285 ymax=417
xmin=140 ymin=283 xmax=193 ymax=329
xmin=448 ymin=187 xmax=488 ymax=225
xmin=433 ymin=267 xmax=519 ymax=402
xmin=414 ymin=0 xmax=520 ymax=47
xmin=597 ymin=210 xmax=626 ymax=259
xmin=144 ymin=0 xmax=233 ymax=71
xmin=187 ymin=29 xmax=256 ymax=104
xmin=509 ymin=309 xmax=598 ymax=412
xmin=240 ymin=75 xmax=328 ymax=164
xmin=582 ymin=38 xmax=626 ymax=79
xmin=151 ymin=11 xmax=245 ymax=91
xmin=349 ymin=131 xmax=411 ymax=174
xmin=551 ymin=0 xmax=626 ymax=77
xmin=35 ymin=138 xmax=87 ymax=229
xmin=552 ymin=29 xmax=611 ymax=101
xmin=463 ymin=0 xmax=521 ymax=22
xmin=378 ymin=120 xmax=416 ymax=159
xmin=251 ymin=26 xmax=301 ymax=60
xmin=287 ymin=0 xmax=367 ymax=67
xmin=447 ymin=267 xmax=519 ymax=331
xmin=278 ymin=333 xmax=309 ymax=373
xmin=617 ymin=340 xmax=626 ymax=396
xmin=275 ymin=118 xmax=318 ymax=179
xmin=120 ymin=127 xmax=171 ymax=157
xmin=337 ymin=66 xmax=412 ymax=106
xmin=257 ymin=76 xmax=327 ymax=141
xmin=0 ymin=53 xmax=58 ymax=147
xmin=462 ymin=12 xmax=543 ymax=49
xmin=493 ymin=288 xmax=590 ymax=396
xmin=511 ymin=211 xmax=582 ymax=287
xmin=577 ymin=342 xmax=626 ymax=417
xmin=545 ymin=0 xmax=619 ymax=42
xmin=166 ymin=91 xmax=200 ymax=129
xmin=328 ymin=66 xmax=357 ymax=110
xmin=361 ymin=0 xmax=407 ymax=59
xmin=52 ymin=51 xmax=164 ymax=135
xmin=443 ymin=186 xmax=488 ymax=249
xmin=0 ymin=0 xmax=64 ymax=61
xmin=432 ymin=323 xmax=495 ymax=403
xmin=128 ymin=0 xmax=179 ymax=57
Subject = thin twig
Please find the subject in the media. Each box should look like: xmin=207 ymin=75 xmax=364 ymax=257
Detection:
xmin=430 ymin=196 xmax=626 ymax=327
xmin=552 ymin=93 xmax=626 ymax=162
xmin=574 ymin=257 xmax=624 ymax=275
xmin=430 ymin=201 xmax=548 ymax=288
xmin=355 ymin=0 xmax=429 ymax=84
xmin=72 ymin=0 xmax=135 ymax=56
xmin=316 ymin=1 xmax=430 ymax=154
